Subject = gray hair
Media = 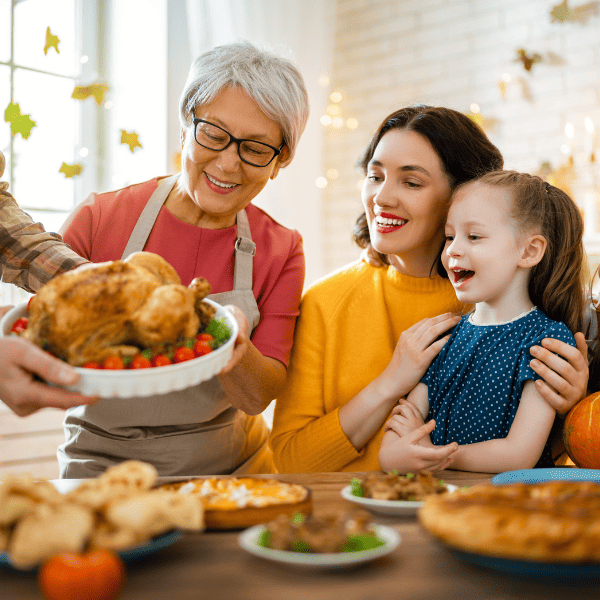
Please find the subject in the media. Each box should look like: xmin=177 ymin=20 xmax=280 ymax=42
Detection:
xmin=179 ymin=40 xmax=309 ymax=167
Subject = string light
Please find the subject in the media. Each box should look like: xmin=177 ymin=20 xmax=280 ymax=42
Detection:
xmin=470 ymin=103 xmax=480 ymax=113
xmin=332 ymin=117 xmax=344 ymax=128
xmin=320 ymin=115 xmax=332 ymax=126
xmin=316 ymin=177 xmax=327 ymax=188
xmin=330 ymin=91 xmax=342 ymax=103
xmin=346 ymin=118 xmax=358 ymax=129
xmin=327 ymin=169 xmax=339 ymax=180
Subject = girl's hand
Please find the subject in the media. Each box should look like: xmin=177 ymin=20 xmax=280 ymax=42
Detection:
xmin=384 ymin=400 xmax=425 ymax=438
xmin=380 ymin=420 xmax=458 ymax=473
xmin=219 ymin=304 xmax=250 ymax=374
xmin=529 ymin=332 xmax=589 ymax=416
xmin=377 ymin=313 xmax=461 ymax=398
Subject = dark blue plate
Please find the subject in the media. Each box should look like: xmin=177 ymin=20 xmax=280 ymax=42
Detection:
xmin=0 ymin=529 xmax=182 ymax=573
xmin=491 ymin=467 xmax=600 ymax=485
xmin=449 ymin=548 xmax=600 ymax=579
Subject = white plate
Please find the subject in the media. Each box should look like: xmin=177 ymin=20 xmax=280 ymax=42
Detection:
xmin=239 ymin=524 xmax=400 ymax=569
xmin=0 ymin=299 xmax=238 ymax=398
xmin=340 ymin=483 xmax=458 ymax=516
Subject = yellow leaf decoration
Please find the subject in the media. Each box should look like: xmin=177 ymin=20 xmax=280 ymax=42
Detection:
xmin=59 ymin=162 xmax=84 ymax=178
xmin=551 ymin=0 xmax=571 ymax=21
xmin=44 ymin=27 xmax=60 ymax=55
xmin=4 ymin=101 xmax=36 ymax=140
xmin=120 ymin=130 xmax=142 ymax=153
xmin=72 ymin=83 xmax=110 ymax=106
xmin=550 ymin=0 xmax=599 ymax=23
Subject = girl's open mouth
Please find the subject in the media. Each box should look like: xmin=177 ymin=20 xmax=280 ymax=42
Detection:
xmin=452 ymin=269 xmax=474 ymax=286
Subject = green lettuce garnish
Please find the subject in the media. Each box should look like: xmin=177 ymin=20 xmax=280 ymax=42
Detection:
xmin=341 ymin=533 xmax=385 ymax=553
xmin=206 ymin=317 xmax=232 ymax=348
xmin=350 ymin=477 xmax=364 ymax=497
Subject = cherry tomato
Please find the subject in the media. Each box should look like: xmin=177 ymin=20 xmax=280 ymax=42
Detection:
xmin=130 ymin=355 xmax=152 ymax=369
xmin=10 ymin=317 xmax=28 ymax=334
xmin=82 ymin=361 xmax=102 ymax=369
xmin=102 ymin=356 xmax=125 ymax=370
xmin=174 ymin=347 xmax=195 ymax=363
xmin=194 ymin=340 xmax=213 ymax=357
xmin=27 ymin=296 xmax=35 ymax=310
xmin=38 ymin=550 xmax=125 ymax=600
xmin=196 ymin=333 xmax=214 ymax=342
xmin=152 ymin=354 xmax=172 ymax=367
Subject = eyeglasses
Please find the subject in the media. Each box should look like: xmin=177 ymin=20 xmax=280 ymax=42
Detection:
xmin=192 ymin=119 xmax=284 ymax=167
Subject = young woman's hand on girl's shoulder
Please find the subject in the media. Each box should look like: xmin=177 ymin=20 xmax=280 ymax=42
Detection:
xmin=529 ymin=332 xmax=589 ymax=416
xmin=377 ymin=313 xmax=461 ymax=399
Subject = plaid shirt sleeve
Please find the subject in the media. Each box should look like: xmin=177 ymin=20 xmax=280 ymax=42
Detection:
xmin=0 ymin=183 xmax=89 ymax=293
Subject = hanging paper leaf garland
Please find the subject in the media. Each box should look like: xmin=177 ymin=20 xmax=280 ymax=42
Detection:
xmin=515 ymin=48 xmax=543 ymax=72
xmin=550 ymin=0 xmax=599 ymax=24
xmin=120 ymin=130 xmax=142 ymax=152
xmin=44 ymin=27 xmax=60 ymax=55
xmin=59 ymin=162 xmax=84 ymax=178
xmin=72 ymin=83 xmax=110 ymax=106
xmin=4 ymin=101 xmax=36 ymax=139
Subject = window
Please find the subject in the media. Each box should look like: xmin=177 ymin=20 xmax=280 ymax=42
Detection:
xmin=0 ymin=0 xmax=99 ymax=304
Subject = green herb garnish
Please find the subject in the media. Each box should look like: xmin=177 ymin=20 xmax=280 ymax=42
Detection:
xmin=405 ymin=472 xmax=415 ymax=479
xmin=350 ymin=477 xmax=364 ymax=497
xmin=206 ymin=317 xmax=232 ymax=348
xmin=341 ymin=533 xmax=385 ymax=553
xmin=291 ymin=540 xmax=312 ymax=553
xmin=257 ymin=529 xmax=272 ymax=548
xmin=291 ymin=512 xmax=306 ymax=525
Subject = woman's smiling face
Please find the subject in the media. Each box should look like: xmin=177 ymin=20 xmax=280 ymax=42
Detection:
xmin=361 ymin=129 xmax=452 ymax=277
xmin=178 ymin=86 xmax=287 ymax=229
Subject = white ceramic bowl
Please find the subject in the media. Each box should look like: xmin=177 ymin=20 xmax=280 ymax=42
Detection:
xmin=0 ymin=299 xmax=238 ymax=398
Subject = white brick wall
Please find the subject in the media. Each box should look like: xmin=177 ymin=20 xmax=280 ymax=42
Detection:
xmin=319 ymin=0 xmax=600 ymax=280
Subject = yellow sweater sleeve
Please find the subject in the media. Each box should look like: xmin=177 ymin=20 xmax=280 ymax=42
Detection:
xmin=269 ymin=284 xmax=363 ymax=472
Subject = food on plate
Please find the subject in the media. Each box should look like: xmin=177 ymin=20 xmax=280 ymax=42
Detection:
xmin=0 ymin=460 xmax=204 ymax=569
xmin=22 ymin=251 xmax=217 ymax=366
xmin=160 ymin=477 xmax=312 ymax=529
xmin=350 ymin=471 xmax=448 ymax=501
xmin=418 ymin=480 xmax=600 ymax=562
xmin=38 ymin=550 xmax=125 ymax=600
xmin=563 ymin=391 xmax=600 ymax=469
xmin=258 ymin=511 xmax=385 ymax=553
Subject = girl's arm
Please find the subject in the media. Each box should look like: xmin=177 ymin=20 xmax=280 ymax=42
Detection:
xmin=447 ymin=380 xmax=556 ymax=473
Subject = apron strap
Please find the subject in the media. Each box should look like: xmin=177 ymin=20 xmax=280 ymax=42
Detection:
xmin=233 ymin=208 xmax=255 ymax=291
xmin=121 ymin=174 xmax=180 ymax=260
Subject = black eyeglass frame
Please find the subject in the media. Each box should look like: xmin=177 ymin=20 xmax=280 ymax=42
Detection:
xmin=192 ymin=118 xmax=285 ymax=167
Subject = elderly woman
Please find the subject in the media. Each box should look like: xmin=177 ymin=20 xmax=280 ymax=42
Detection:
xmin=58 ymin=40 xmax=309 ymax=477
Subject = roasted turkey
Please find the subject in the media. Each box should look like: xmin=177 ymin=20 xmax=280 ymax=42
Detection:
xmin=23 ymin=252 xmax=215 ymax=366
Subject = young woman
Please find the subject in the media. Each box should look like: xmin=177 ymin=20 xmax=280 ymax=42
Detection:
xmin=379 ymin=171 xmax=584 ymax=473
xmin=270 ymin=106 xmax=589 ymax=474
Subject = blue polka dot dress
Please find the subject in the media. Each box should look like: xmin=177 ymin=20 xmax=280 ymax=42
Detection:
xmin=421 ymin=308 xmax=575 ymax=468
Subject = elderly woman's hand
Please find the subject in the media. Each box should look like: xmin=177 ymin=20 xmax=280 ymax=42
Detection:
xmin=529 ymin=332 xmax=589 ymax=416
xmin=219 ymin=304 xmax=250 ymax=374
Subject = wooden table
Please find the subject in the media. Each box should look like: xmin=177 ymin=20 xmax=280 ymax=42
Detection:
xmin=2 ymin=470 xmax=599 ymax=599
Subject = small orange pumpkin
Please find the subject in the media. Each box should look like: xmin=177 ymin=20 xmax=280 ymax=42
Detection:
xmin=563 ymin=391 xmax=600 ymax=469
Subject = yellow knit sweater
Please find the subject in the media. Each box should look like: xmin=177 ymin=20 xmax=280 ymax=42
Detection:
xmin=269 ymin=260 xmax=465 ymax=473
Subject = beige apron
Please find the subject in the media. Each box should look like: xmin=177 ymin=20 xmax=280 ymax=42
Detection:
xmin=58 ymin=175 xmax=273 ymax=478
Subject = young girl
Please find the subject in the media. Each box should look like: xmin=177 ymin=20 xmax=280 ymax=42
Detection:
xmin=379 ymin=170 xmax=586 ymax=473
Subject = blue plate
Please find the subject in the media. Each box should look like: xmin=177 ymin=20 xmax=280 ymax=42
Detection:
xmin=491 ymin=467 xmax=600 ymax=485
xmin=0 ymin=529 xmax=182 ymax=573
xmin=449 ymin=548 xmax=600 ymax=580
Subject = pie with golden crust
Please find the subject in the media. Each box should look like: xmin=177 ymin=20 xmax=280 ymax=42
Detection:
xmin=418 ymin=481 xmax=600 ymax=563
xmin=159 ymin=477 xmax=312 ymax=529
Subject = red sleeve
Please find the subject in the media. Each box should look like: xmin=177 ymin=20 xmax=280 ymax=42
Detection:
xmin=60 ymin=194 xmax=97 ymax=260
xmin=251 ymin=231 xmax=304 ymax=368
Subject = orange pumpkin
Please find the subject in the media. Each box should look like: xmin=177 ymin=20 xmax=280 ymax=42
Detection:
xmin=563 ymin=391 xmax=600 ymax=469
xmin=38 ymin=550 xmax=125 ymax=600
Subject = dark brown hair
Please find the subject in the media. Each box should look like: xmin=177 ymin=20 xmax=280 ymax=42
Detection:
xmin=458 ymin=170 xmax=585 ymax=334
xmin=352 ymin=105 xmax=504 ymax=275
